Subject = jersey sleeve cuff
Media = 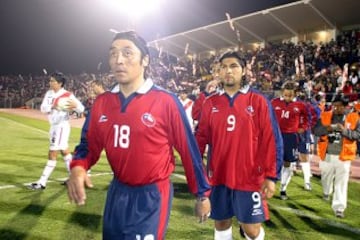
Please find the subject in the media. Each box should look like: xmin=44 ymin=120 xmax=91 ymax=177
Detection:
xmin=197 ymin=189 xmax=211 ymax=198
xmin=266 ymin=177 xmax=278 ymax=182
xmin=70 ymin=159 xmax=88 ymax=170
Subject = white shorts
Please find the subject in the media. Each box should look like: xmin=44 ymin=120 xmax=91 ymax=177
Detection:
xmin=49 ymin=122 xmax=70 ymax=151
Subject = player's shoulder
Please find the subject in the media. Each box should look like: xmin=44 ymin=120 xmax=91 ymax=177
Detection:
xmin=150 ymin=85 xmax=180 ymax=102
xmin=270 ymin=96 xmax=281 ymax=103
xmin=92 ymin=91 xmax=118 ymax=105
xmin=248 ymin=88 xmax=270 ymax=100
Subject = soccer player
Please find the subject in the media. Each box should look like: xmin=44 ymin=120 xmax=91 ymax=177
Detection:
xmin=67 ymin=31 xmax=211 ymax=240
xmin=192 ymin=80 xmax=218 ymax=125
xmin=314 ymin=95 xmax=360 ymax=218
xmin=271 ymin=81 xmax=308 ymax=200
xmin=296 ymin=92 xmax=320 ymax=191
xmin=196 ymin=51 xmax=283 ymax=240
xmin=29 ymin=72 xmax=85 ymax=190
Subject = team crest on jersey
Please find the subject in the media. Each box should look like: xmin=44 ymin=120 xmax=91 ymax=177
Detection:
xmin=141 ymin=113 xmax=156 ymax=127
xmin=245 ymin=105 xmax=255 ymax=116
xmin=293 ymin=107 xmax=300 ymax=113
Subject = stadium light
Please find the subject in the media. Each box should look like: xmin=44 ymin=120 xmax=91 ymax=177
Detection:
xmin=108 ymin=0 xmax=163 ymax=20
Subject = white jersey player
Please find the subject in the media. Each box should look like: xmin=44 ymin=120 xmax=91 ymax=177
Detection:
xmin=178 ymin=89 xmax=194 ymax=131
xmin=29 ymin=72 xmax=84 ymax=190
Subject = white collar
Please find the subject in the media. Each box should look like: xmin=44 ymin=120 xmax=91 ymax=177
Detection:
xmin=219 ymin=85 xmax=250 ymax=95
xmin=111 ymin=78 xmax=154 ymax=94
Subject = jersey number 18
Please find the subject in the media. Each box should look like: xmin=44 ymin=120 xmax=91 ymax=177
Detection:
xmin=113 ymin=124 xmax=130 ymax=148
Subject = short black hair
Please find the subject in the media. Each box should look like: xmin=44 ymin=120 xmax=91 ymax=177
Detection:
xmin=112 ymin=30 xmax=150 ymax=60
xmin=218 ymin=51 xmax=245 ymax=68
xmin=50 ymin=71 xmax=67 ymax=87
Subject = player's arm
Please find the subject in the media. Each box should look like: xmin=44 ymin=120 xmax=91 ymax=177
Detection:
xmin=68 ymin=102 xmax=104 ymax=205
xmin=298 ymin=102 xmax=309 ymax=133
xmin=169 ymin=96 xmax=210 ymax=195
xmin=168 ymin=95 xmax=211 ymax=221
xmin=194 ymin=99 xmax=211 ymax=156
xmin=40 ymin=91 xmax=52 ymax=113
xmin=258 ymin=98 xmax=284 ymax=184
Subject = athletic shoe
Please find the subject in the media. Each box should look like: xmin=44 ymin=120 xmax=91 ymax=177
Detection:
xmin=60 ymin=179 xmax=68 ymax=186
xmin=304 ymin=183 xmax=312 ymax=191
xmin=335 ymin=211 xmax=344 ymax=218
xmin=323 ymin=194 xmax=330 ymax=201
xmin=280 ymin=191 xmax=288 ymax=200
xmin=28 ymin=183 xmax=45 ymax=190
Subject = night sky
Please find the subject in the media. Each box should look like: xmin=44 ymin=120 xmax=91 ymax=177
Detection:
xmin=0 ymin=0 xmax=297 ymax=75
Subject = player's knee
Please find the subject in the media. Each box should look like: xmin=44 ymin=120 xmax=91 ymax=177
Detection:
xmin=242 ymin=223 xmax=262 ymax=239
xmin=215 ymin=219 xmax=232 ymax=231
xmin=284 ymin=161 xmax=291 ymax=167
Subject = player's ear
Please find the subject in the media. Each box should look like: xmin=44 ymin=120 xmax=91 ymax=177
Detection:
xmin=142 ymin=55 xmax=150 ymax=68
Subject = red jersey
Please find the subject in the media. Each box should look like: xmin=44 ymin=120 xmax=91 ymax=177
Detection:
xmin=71 ymin=79 xmax=210 ymax=196
xmin=271 ymin=97 xmax=308 ymax=133
xmin=195 ymin=87 xmax=283 ymax=191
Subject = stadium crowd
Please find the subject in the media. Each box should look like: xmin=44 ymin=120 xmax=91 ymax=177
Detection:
xmin=0 ymin=29 xmax=359 ymax=109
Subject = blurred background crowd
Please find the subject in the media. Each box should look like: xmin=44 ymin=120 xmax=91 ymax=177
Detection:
xmin=0 ymin=29 xmax=359 ymax=112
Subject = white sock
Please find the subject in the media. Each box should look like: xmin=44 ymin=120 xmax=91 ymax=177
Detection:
xmin=38 ymin=160 xmax=57 ymax=186
xmin=214 ymin=226 xmax=232 ymax=240
xmin=244 ymin=227 xmax=265 ymax=240
xmin=280 ymin=167 xmax=292 ymax=191
xmin=63 ymin=153 xmax=72 ymax=173
xmin=300 ymin=161 xmax=311 ymax=184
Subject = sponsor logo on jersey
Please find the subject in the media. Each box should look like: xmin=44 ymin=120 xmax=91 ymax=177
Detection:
xmin=245 ymin=105 xmax=255 ymax=116
xmin=99 ymin=114 xmax=108 ymax=122
xmin=275 ymin=106 xmax=281 ymax=110
xmin=211 ymin=107 xmax=219 ymax=113
xmin=251 ymin=208 xmax=263 ymax=216
xmin=141 ymin=113 xmax=156 ymax=127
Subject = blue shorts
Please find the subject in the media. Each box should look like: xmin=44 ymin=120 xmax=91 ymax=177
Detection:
xmin=210 ymin=185 xmax=269 ymax=224
xmin=298 ymin=130 xmax=311 ymax=154
xmin=282 ymin=133 xmax=299 ymax=162
xmin=103 ymin=178 xmax=173 ymax=240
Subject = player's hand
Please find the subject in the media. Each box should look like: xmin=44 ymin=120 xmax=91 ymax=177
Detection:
xmin=195 ymin=197 xmax=211 ymax=223
xmin=297 ymin=128 xmax=305 ymax=134
xmin=261 ymin=179 xmax=276 ymax=199
xmin=67 ymin=166 xmax=93 ymax=206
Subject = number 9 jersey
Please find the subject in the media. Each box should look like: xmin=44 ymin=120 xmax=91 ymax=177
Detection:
xmin=195 ymin=86 xmax=283 ymax=191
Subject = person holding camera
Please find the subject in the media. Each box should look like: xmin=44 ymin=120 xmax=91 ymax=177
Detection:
xmin=314 ymin=94 xmax=360 ymax=218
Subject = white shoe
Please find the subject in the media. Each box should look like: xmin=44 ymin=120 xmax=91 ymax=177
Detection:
xmin=28 ymin=182 xmax=46 ymax=190
xmin=304 ymin=183 xmax=312 ymax=191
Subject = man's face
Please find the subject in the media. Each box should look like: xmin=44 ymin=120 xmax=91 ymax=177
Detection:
xmin=109 ymin=39 xmax=148 ymax=85
xmin=91 ymin=84 xmax=103 ymax=96
xmin=282 ymin=89 xmax=295 ymax=103
xmin=219 ymin=57 xmax=243 ymax=88
xmin=333 ymin=101 xmax=345 ymax=115
xmin=49 ymin=77 xmax=61 ymax=91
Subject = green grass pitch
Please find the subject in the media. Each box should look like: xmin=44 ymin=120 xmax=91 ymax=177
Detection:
xmin=0 ymin=112 xmax=359 ymax=239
